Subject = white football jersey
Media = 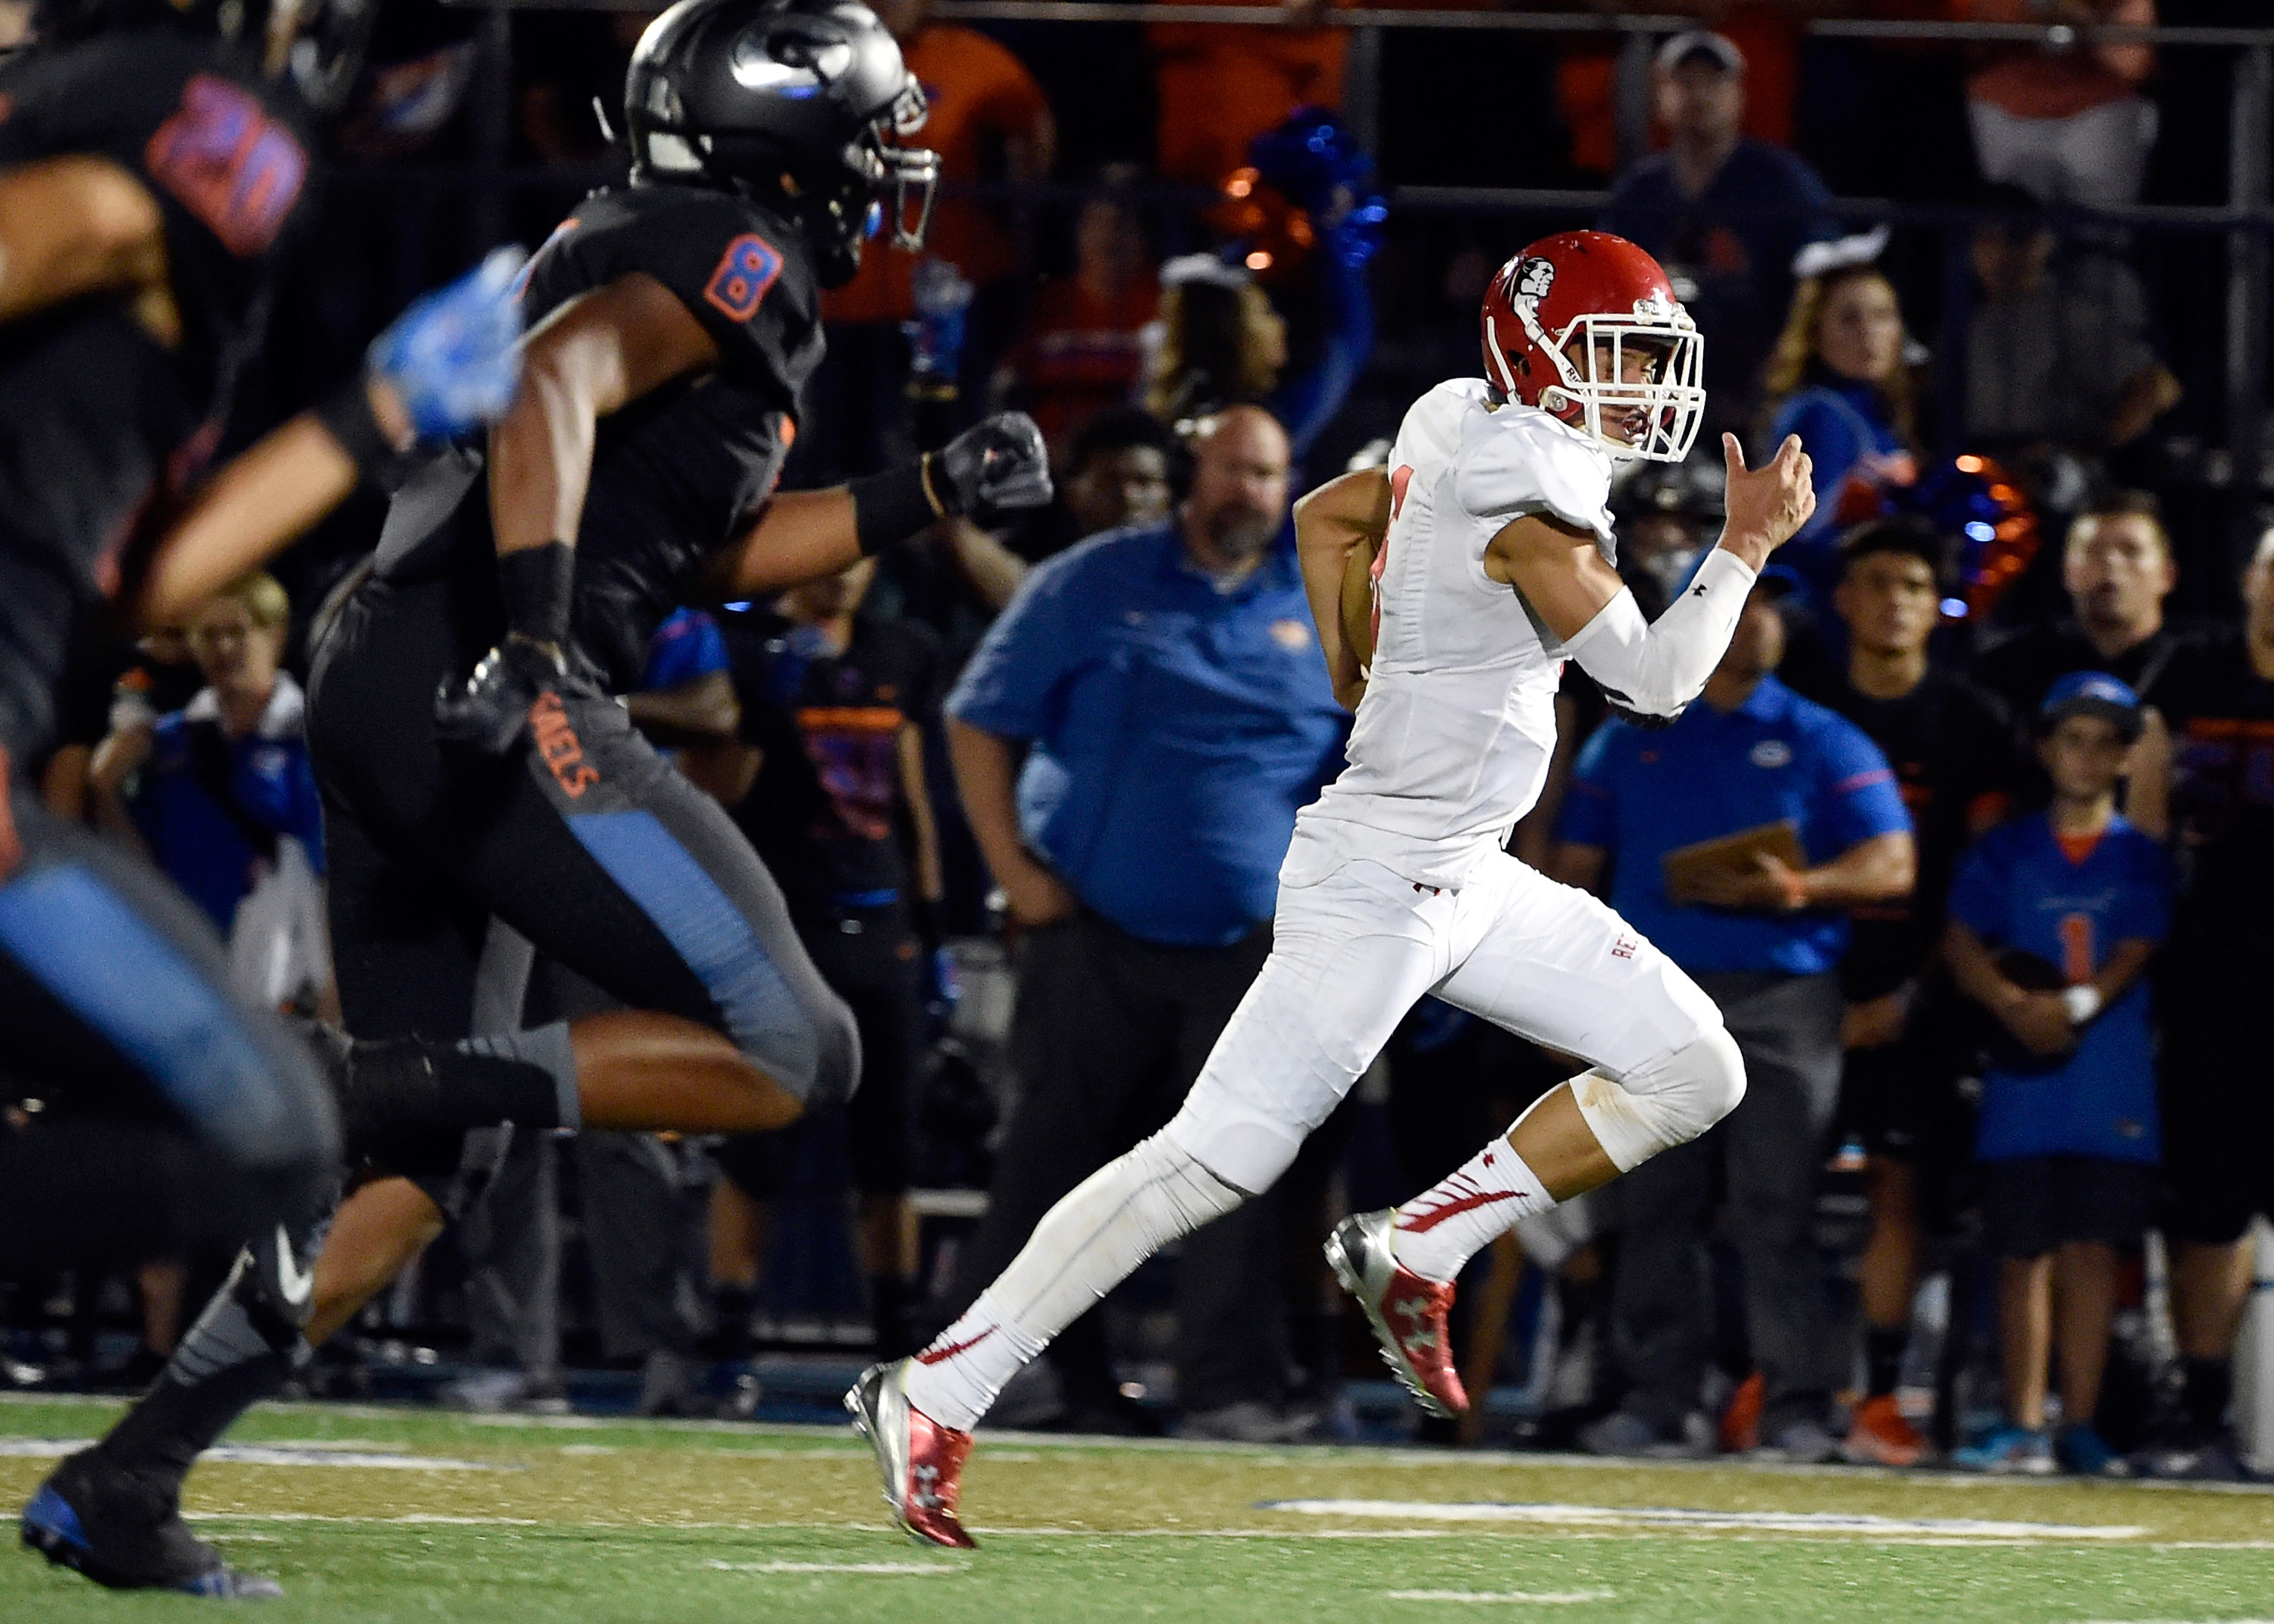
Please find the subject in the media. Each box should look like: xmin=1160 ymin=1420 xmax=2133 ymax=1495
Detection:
xmin=1295 ymin=377 xmax=1615 ymax=887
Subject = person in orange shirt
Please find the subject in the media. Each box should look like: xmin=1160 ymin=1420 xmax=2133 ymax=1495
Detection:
xmin=1959 ymin=0 xmax=2157 ymax=207
xmin=813 ymin=0 xmax=1056 ymax=474
xmin=1001 ymin=178 xmax=1160 ymax=455
xmin=1556 ymin=3 xmax=1804 ymax=181
xmin=1149 ymin=0 xmax=1348 ymax=186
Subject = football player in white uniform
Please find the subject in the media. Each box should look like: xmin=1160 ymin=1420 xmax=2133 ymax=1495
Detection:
xmin=847 ymin=230 xmax=1818 ymax=1547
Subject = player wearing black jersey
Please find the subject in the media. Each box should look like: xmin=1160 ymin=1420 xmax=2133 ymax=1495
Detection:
xmin=2133 ymin=527 xmax=2274 ymax=1479
xmin=26 ymin=0 xmax=1049 ymax=1597
xmin=0 ymin=0 xmax=522 ymax=1281
xmin=5 ymin=3 xmax=525 ymax=1593
xmin=708 ymin=568 xmax=946 ymax=1357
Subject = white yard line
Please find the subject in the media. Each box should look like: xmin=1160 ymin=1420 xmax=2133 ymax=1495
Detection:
xmin=1260 ymin=1500 xmax=2147 ymax=1540
xmin=1384 ymin=1591 xmax=1615 ymax=1605
xmin=0 ymin=1438 xmax=497 ymax=1470
xmin=703 ymin=1559 xmax=960 ymax=1575
xmin=175 ymin=1510 xmax=2274 ymax=1550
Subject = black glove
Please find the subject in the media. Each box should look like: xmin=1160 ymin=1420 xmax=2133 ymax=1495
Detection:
xmin=1605 ymin=695 xmax=1684 ymax=731
xmin=932 ymin=411 xmax=1053 ymax=518
xmin=433 ymin=634 xmax=570 ymax=754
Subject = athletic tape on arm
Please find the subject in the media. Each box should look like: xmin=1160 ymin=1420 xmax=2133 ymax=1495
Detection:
xmin=1559 ymin=548 xmax=1757 ymax=718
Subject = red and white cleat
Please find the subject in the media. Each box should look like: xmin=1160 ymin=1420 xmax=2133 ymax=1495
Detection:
xmin=844 ymin=1360 xmax=978 ymax=1550
xmin=1325 ymin=1209 xmax=1466 ymax=1419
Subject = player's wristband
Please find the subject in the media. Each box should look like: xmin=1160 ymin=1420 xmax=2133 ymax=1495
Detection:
xmin=2060 ymin=984 xmax=2104 ymax=1026
xmin=498 ymin=540 xmax=575 ymax=650
xmin=850 ymin=456 xmax=947 ymax=555
xmin=314 ymin=378 xmax=410 ymax=488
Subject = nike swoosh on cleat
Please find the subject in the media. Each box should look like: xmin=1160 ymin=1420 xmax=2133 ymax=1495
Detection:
xmin=1395 ymin=1188 xmax=1524 ymax=1234
xmin=916 ymin=1328 xmax=994 ymax=1366
xmin=274 ymin=1227 xmax=314 ymax=1308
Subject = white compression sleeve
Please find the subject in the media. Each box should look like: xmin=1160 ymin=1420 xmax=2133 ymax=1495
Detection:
xmin=1559 ymin=547 xmax=1759 ymax=718
xmin=903 ymin=1132 xmax=1247 ymax=1430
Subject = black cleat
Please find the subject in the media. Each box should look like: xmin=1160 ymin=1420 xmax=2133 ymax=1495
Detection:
xmin=20 ymin=1446 xmax=280 ymax=1598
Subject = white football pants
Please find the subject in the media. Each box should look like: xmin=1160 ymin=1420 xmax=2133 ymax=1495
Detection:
xmin=1162 ymin=831 xmax=1731 ymax=1194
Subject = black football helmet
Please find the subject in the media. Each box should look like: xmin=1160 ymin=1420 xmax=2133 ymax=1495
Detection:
xmin=27 ymin=0 xmax=377 ymax=114
xmin=624 ymin=0 xmax=939 ymax=288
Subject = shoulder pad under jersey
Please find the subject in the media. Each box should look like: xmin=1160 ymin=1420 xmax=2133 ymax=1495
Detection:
xmin=1453 ymin=400 xmax=1616 ymax=552
xmin=1391 ymin=376 xmax=1490 ymax=465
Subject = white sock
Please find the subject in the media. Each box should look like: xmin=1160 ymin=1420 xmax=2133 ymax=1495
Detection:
xmin=1389 ymin=1131 xmax=1555 ymax=1284
xmin=901 ymin=1131 xmax=1247 ymax=1432
xmin=901 ymin=1290 xmax=1045 ymax=1432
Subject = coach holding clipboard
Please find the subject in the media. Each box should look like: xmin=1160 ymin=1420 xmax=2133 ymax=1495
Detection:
xmin=1549 ymin=580 xmax=1914 ymax=1463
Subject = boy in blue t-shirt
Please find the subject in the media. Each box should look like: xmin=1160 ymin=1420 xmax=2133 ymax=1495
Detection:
xmin=1944 ymin=672 xmax=2172 ymax=1478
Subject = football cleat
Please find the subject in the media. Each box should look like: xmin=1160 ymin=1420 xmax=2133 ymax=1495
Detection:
xmin=1951 ymin=1423 xmax=2055 ymax=1475
xmin=1842 ymin=1393 xmax=1929 ymax=1468
xmin=844 ymin=1360 xmax=977 ymax=1550
xmin=1325 ymin=1209 xmax=1467 ymax=1419
xmin=20 ymin=1447 xmax=281 ymax=1597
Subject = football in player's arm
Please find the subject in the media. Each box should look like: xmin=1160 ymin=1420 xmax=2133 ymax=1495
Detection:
xmin=1295 ymin=429 xmax=1816 ymax=716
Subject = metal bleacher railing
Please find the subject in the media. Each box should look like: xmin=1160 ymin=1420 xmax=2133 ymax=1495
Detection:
xmin=412 ymin=5 xmax=2272 ymax=551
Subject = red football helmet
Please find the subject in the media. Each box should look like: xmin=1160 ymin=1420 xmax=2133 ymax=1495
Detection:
xmin=1480 ymin=231 xmax=1706 ymax=464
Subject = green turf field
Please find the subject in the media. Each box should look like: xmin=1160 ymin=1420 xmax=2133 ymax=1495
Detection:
xmin=3 ymin=1394 xmax=2271 ymax=1622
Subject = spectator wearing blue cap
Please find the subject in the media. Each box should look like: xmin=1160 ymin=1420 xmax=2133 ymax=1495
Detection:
xmin=1946 ymin=672 xmax=2172 ymax=1478
xmin=1782 ymin=517 xmax=2025 ymax=1469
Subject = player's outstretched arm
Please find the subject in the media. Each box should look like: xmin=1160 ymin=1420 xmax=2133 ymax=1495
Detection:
xmin=702 ymin=413 xmax=1051 ymax=599
xmin=0 ymin=155 xmax=169 ymax=334
xmin=1292 ymin=466 xmax=1390 ymax=712
xmin=1489 ymin=433 xmax=1814 ymax=722
xmin=132 ymin=251 xmax=523 ymax=627
xmin=133 ymin=252 xmax=527 ymax=628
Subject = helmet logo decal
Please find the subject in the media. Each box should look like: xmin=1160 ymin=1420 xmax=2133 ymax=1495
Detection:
xmin=1481 ymin=234 xmax=1706 ymax=465
xmin=729 ymin=29 xmax=854 ymax=93
xmin=1505 ymin=255 xmax=1555 ymax=310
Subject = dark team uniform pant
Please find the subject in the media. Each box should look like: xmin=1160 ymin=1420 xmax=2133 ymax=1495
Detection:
xmin=2158 ymin=931 xmax=2274 ymax=1247
xmin=307 ymin=575 xmax=858 ymax=1104
xmin=0 ymin=785 xmax=338 ymax=1269
xmin=713 ymin=897 xmax=925 ymax=1204
xmin=1608 ymin=971 xmax=1846 ymax=1438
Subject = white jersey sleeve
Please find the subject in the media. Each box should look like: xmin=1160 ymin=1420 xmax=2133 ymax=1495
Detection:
xmin=1452 ymin=405 xmax=1617 ymax=558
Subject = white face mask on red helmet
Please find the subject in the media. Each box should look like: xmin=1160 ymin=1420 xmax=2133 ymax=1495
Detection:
xmin=1480 ymin=230 xmax=1706 ymax=465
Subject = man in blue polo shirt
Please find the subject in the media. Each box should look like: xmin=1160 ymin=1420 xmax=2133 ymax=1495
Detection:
xmin=1552 ymin=584 xmax=1912 ymax=1460
xmin=942 ymin=404 xmax=1347 ymax=1438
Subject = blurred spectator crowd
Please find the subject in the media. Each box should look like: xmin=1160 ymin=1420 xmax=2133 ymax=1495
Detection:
xmin=8 ymin=0 xmax=2274 ymax=1483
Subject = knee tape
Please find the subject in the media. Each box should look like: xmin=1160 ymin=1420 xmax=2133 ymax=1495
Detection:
xmin=1573 ymin=1025 xmax=1746 ymax=1172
